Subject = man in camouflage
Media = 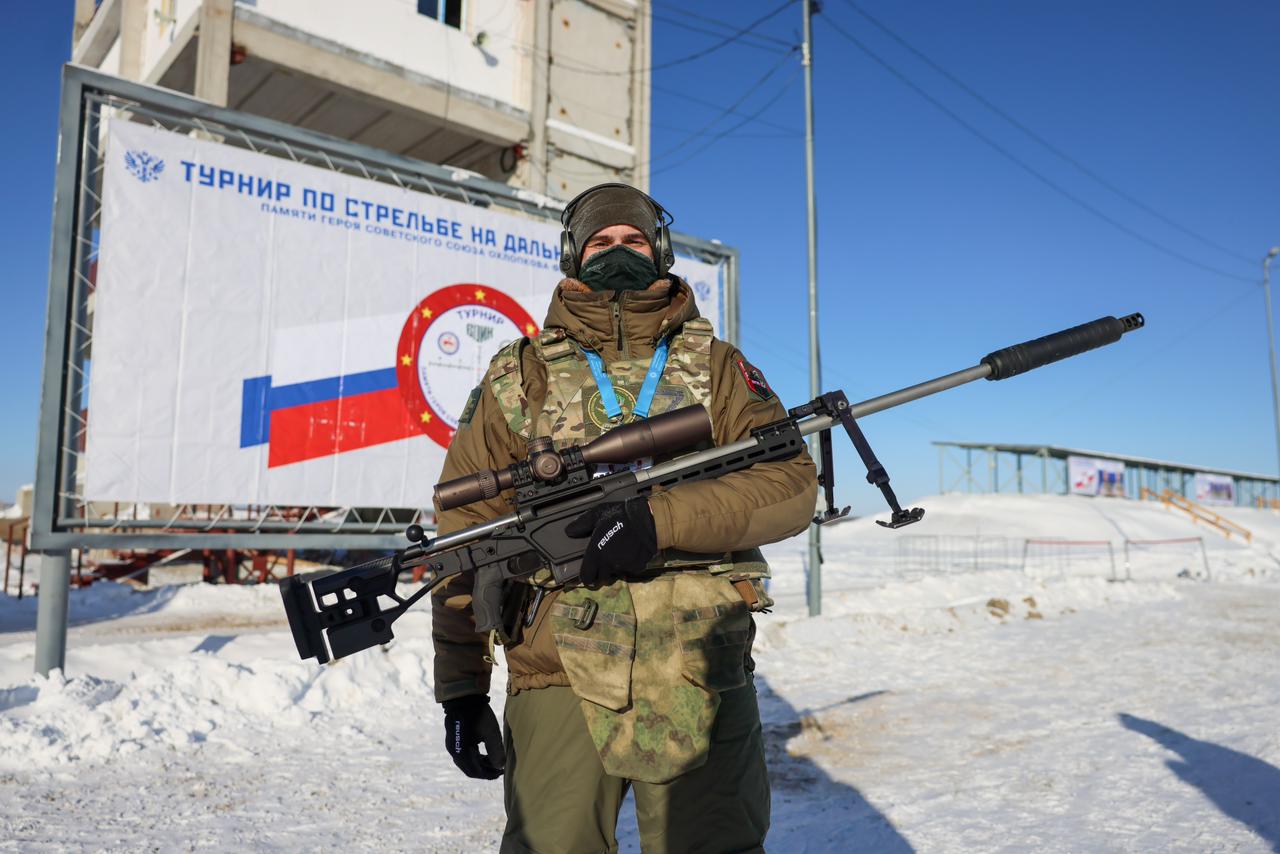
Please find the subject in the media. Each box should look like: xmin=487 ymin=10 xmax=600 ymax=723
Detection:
xmin=433 ymin=183 xmax=817 ymax=853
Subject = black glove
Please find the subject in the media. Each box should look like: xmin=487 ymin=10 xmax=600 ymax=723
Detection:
xmin=441 ymin=695 xmax=505 ymax=780
xmin=565 ymin=497 xmax=658 ymax=588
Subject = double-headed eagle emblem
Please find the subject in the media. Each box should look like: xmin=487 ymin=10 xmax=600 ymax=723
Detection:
xmin=124 ymin=149 xmax=165 ymax=183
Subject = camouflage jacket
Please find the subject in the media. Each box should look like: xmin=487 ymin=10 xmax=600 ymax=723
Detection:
xmin=431 ymin=278 xmax=817 ymax=706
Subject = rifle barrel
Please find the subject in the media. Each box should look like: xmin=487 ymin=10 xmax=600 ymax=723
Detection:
xmin=642 ymin=312 xmax=1144 ymax=482
xmin=636 ymin=365 xmax=991 ymax=484
xmin=429 ymin=314 xmax=1144 ymax=547
xmin=840 ymin=364 xmax=991 ymax=421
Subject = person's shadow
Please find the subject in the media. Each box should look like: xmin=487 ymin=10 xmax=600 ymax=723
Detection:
xmin=1119 ymin=713 xmax=1280 ymax=852
xmin=616 ymin=678 xmax=913 ymax=852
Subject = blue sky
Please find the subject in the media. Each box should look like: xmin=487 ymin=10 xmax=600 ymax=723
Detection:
xmin=2 ymin=2 xmax=1278 ymax=515
xmin=649 ymin=1 xmax=1280 ymax=512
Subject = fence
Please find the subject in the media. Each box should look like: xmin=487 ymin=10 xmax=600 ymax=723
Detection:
xmin=895 ymin=535 xmax=1022 ymax=578
xmin=814 ymin=535 xmax=1214 ymax=584
xmin=1021 ymin=539 xmax=1118 ymax=580
xmin=1124 ymin=537 xmax=1211 ymax=581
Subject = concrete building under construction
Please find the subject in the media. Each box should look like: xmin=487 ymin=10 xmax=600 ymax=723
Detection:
xmin=70 ymin=0 xmax=652 ymax=199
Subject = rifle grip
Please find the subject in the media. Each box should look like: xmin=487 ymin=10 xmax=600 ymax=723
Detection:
xmin=473 ymin=564 xmax=506 ymax=635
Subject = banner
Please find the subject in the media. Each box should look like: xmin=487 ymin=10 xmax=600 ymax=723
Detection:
xmin=1068 ymin=455 xmax=1125 ymax=497
xmin=86 ymin=122 xmax=726 ymax=507
xmin=1194 ymin=473 xmax=1235 ymax=506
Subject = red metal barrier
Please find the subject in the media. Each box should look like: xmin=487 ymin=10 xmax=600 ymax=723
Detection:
xmin=4 ymin=522 xmax=31 ymax=599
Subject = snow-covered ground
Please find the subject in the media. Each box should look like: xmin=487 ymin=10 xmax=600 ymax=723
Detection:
xmin=1 ymin=494 xmax=1278 ymax=852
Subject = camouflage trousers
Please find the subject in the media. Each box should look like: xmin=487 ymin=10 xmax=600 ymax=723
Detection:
xmin=499 ymin=681 xmax=770 ymax=854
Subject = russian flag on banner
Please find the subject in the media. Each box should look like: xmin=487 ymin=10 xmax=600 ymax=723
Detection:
xmin=239 ymin=285 xmax=538 ymax=468
xmin=239 ymin=367 xmax=418 ymax=468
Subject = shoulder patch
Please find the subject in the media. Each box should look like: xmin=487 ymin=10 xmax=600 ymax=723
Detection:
xmin=736 ymin=357 xmax=775 ymax=401
xmin=458 ymin=385 xmax=483 ymax=426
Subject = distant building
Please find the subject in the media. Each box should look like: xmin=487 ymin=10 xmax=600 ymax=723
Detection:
xmin=933 ymin=441 xmax=1280 ymax=509
xmin=71 ymin=0 xmax=652 ymax=198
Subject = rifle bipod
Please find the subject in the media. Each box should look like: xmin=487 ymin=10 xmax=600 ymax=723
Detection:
xmin=790 ymin=391 xmax=925 ymax=529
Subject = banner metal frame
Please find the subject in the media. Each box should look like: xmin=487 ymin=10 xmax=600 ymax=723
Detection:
xmin=32 ymin=65 xmax=740 ymax=551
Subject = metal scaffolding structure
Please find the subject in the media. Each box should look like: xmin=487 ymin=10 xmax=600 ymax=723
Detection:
xmin=933 ymin=441 xmax=1280 ymax=508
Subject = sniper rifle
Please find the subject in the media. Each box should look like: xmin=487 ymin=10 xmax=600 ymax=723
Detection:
xmin=281 ymin=312 xmax=1145 ymax=665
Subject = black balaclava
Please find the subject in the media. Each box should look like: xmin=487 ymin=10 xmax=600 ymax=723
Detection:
xmin=578 ymin=245 xmax=659 ymax=292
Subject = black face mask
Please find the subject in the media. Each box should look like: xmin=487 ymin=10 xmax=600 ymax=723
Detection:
xmin=578 ymin=245 xmax=659 ymax=292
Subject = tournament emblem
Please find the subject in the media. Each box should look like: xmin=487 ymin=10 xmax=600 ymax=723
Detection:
xmin=397 ymin=284 xmax=539 ymax=448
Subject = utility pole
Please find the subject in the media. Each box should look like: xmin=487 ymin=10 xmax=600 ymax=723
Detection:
xmin=1263 ymin=247 xmax=1280 ymax=481
xmin=34 ymin=553 xmax=70 ymax=676
xmin=801 ymin=0 xmax=822 ymax=617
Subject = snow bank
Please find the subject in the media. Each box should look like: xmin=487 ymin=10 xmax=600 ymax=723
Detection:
xmin=819 ymin=492 xmax=1266 ymax=551
xmin=762 ymin=492 xmax=1278 ymax=585
xmin=0 ymin=569 xmax=1181 ymax=774
xmin=0 ymin=579 xmax=286 ymax=634
xmin=758 ymin=569 xmax=1182 ymax=655
xmin=1 ymin=492 xmax=1275 ymax=776
xmin=0 ymin=614 xmax=444 ymax=772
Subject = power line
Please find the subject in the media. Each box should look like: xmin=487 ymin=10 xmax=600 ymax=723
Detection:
xmin=552 ymin=1 xmax=794 ymax=77
xmin=841 ymin=0 xmax=1255 ymax=267
xmin=487 ymin=10 xmax=802 ymax=183
xmin=456 ymin=17 xmax=804 ymax=136
xmin=545 ymin=74 xmax=800 ymax=183
xmin=475 ymin=4 xmax=789 ymax=79
xmin=651 ymin=10 xmax=793 ymax=55
xmin=654 ymin=122 xmax=799 ymax=139
xmin=820 ymin=14 xmax=1256 ymax=285
xmin=650 ymin=48 xmax=799 ymax=163
xmin=545 ymin=68 xmax=800 ymax=139
xmin=652 ymin=2 xmax=795 ymax=49
xmin=740 ymin=323 xmax=961 ymax=439
xmin=547 ymin=47 xmax=803 ymax=182
xmin=653 ymin=83 xmax=800 ymax=136
xmin=1043 ymin=286 xmax=1258 ymax=421
xmin=652 ymin=69 xmax=802 ymax=175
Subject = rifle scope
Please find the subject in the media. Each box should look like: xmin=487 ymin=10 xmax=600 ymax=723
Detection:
xmin=433 ymin=404 xmax=712 ymax=512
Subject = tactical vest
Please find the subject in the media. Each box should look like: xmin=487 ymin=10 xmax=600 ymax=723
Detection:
xmin=486 ymin=317 xmax=769 ymax=580
xmin=484 ymin=316 xmax=765 ymax=784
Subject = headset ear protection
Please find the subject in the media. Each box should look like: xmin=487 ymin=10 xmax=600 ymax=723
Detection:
xmin=558 ymin=183 xmax=675 ymax=280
